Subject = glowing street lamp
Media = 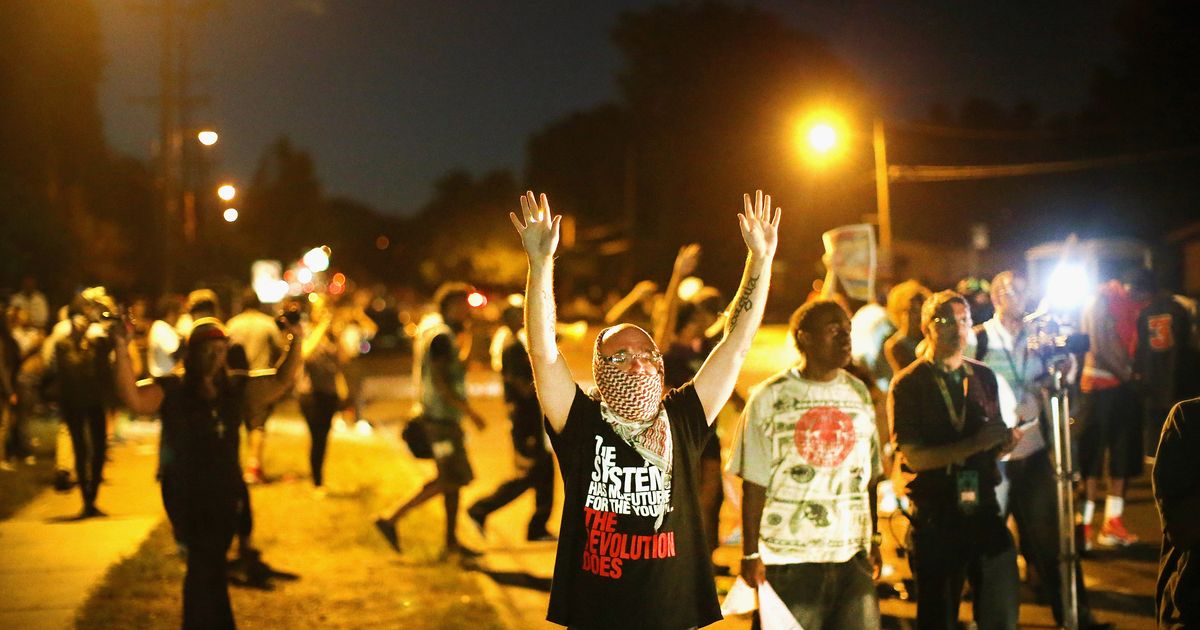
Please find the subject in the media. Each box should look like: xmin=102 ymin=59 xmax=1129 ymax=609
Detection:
xmin=223 ymin=207 xmax=239 ymax=222
xmin=807 ymin=123 xmax=838 ymax=154
xmin=797 ymin=113 xmax=893 ymax=254
xmin=303 ymin=245 xmax=331 ymax=272
xmin=217 ymin=184 xmax=237 ymax=201
xmin=197 ymin=130 xmax=219 ymax=146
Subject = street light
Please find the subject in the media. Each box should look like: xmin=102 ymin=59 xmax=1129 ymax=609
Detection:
xmin=223 ymin=207 xmax=238 ymax=222
xmin=217 ymin=184 xmax=236 ymax=201
xmin=807 ymin=123 xmax=838 ymax=154
xmin=799 ymin=116 xmax=893 ymax=255
xmin=197 ymin=130 xmax=219 ymax=146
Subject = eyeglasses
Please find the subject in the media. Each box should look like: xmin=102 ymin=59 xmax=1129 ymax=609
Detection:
xmin=931 ymin=315 xmax=973 ymax=329
xmin=602 ymin=349 xmax=664 ymax=367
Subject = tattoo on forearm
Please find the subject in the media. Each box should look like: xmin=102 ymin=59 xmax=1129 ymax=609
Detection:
xmin=726 ymin=275 xmax=759 ymax=333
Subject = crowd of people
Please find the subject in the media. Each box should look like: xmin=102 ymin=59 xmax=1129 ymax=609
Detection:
xmin=2 ymin=187 xmax=1198 ymax=629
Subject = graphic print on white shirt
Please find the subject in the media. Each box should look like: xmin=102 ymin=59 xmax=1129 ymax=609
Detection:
xmin=730 ymin=368 xmax=883 ymax=565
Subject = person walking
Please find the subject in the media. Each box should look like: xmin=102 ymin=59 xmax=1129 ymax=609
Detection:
xmin=375 ymin=282 xmax=488 ymax=558
xmin=467 ymin=299 xmax=556 ymax=541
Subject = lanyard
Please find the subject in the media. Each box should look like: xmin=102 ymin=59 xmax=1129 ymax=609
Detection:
xmin=931 ymin=361 xmax=972 ymax=432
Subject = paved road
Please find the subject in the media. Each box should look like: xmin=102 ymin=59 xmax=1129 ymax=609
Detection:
xmin=0 ymin=323 xmax=1160 ymax=628
xmin=373 ymin=324 xmax=1160 ymax=629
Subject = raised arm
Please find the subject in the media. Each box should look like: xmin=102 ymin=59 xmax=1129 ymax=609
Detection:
xmin=110 ymin=320 xmax=164 ymax=415
xmin=510 ymin=191 xmax=576 ymax=433
xmin=652 ymin=243 xmax=700 ymax=348
xmin=245 ymin=322 xmax=305 ymax=413
xmin=693 ymin=190 xmax=780 ymax=424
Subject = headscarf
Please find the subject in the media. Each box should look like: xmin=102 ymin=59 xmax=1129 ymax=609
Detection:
xmin=592 ymin=326 xmax=672 ymax=476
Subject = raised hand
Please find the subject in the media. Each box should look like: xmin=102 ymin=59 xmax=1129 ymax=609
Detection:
xmin=673 ymin=243 xmax=701 ymax=277
xmin=510 ymin=191 xmax=561 ymax=261
xmin=738 ymin=189 xmax=781 ymax=260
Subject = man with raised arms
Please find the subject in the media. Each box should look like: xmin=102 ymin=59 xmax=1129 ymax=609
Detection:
xmin=511 ymin=190 xmax=780 ymax=629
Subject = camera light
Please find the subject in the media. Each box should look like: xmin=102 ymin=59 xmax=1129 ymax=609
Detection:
xmin=1045 ymin=262 xmax=1092 ymax=311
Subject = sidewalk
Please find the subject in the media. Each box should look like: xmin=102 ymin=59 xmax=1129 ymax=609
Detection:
xmin=0 ymin=421 xmax=163 ymax=629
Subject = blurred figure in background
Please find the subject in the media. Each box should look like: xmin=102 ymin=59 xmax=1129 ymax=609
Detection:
xmin=1132 ymin=269 xmax=1198 ymax=456
xmin=296 ymin=300 xmax=339 ymax=493
xmin=1078 ymin=275 xmax=1147 ymax=548
xmin=10 ymin=275 xmax=49 ymax=331
xmin=0 ymin=311 xmax=19 ymax=471
xmin=334 ymin=288 xmax=378 ymax=431
xmin=147 ymin=295 xmax=184 ymax=378
xmin=468 ymin=296 xmax=556 ymax=542
xmin=376 ymin=282 xmax=488 ymax=558
xmin=225 ymin=289 xmax=285 ymax=485
xmin=884 ymin=280 xmax=932 ymax=375
xmin=51 ymin=291 xmax=115 ymax=517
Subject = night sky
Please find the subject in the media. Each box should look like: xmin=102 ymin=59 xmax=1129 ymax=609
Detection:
xmin=97 ymin=1 xmax=1122 ymax=217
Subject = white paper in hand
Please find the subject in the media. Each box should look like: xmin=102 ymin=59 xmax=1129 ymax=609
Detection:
xmin=758 ymin=580 xmax=803 ymax=630
xmin=720 ymin=576 xmax=758 ymax=616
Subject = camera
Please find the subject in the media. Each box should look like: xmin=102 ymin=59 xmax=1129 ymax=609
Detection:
xmin=1026 ymin=315 xmax=1089 ymax=362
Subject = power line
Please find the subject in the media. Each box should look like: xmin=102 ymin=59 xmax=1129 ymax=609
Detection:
xmin=889 ymin=146 xmax=1200 ymax=183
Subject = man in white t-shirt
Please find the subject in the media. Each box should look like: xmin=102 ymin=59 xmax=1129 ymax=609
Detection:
xmin=730 ymin=299 xmax=884 ymax=629
xmin=147 ymin=296 xmax=184 ymax=377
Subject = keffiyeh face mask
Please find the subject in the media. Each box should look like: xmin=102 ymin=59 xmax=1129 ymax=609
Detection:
xmin=592 ymin=326 xmax=664 ymax=422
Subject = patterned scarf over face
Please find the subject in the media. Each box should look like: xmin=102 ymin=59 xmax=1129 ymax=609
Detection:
xmin=592 ymin=327 xmax=672 ymax=476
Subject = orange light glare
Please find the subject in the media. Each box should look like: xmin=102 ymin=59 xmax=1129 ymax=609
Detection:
xmin=807 ymin=123 xmax=838 ymax=154
xmin=217 ymin=184 xmax=236 ymax=201
xmin=223 ymin=208 xmax=239 ymax=222
xmin=467 ymin=292 xmax=487 ymax=308
xmin=197 ymin=130 xmax=219 ymax=146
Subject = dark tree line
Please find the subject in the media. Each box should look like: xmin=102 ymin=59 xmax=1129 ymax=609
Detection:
xmin=2 ymin=1 xmax=1197 ymax=302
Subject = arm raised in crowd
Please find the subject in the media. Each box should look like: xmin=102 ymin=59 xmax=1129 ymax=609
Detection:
xmin=244 ymin=322 xmax=305 ymax=415
xmin=510 ymin=191 xmax=576 ymax=433
xmin=652 ymin=243 xmax=701 ymax=348
xmin=692 ymin=190 xmax=780 ymax=425
xmin=110 ymin=320 xmax=164 ymax=416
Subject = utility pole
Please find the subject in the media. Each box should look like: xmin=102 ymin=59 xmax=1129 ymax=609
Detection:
xmin=157 ymin=0 xmax=181 ymax=293
xmin=139 ymin=0 xmax=216 ymax=292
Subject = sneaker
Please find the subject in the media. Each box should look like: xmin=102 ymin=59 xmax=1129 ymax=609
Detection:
xmin=374 ymin=517 xmax=401 ymax=552
xmin=1097 ymin=517 xmax=1139 ymax=547
xmin=243 ymin=466 xmax=264 ymax=485
xmin=53 ymin=469 xmax=74 ymax=492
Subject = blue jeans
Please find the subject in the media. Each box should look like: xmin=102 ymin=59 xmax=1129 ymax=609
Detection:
xmin=751 ymin=551 xmax=881 ymax=630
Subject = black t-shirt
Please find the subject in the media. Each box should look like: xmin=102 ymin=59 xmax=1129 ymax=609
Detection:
xmin=663 ymin=338 xmax=715 ymax=391
xmin=156 ymin=374 xmax=246 ymax=503
xmin=501 ymin=340 xmax=545 ymax=457
xmin=1154 ymin=398 xmax=1200 ymax=627
xmin=545 ymin=383 xmax=721 ymax=630
xmin=1137 ymin=296 xmax=1198 ymax=409
xmin=889 ymin=358 xmax=1004 ymax=523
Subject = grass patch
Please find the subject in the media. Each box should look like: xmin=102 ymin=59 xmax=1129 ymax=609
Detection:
xmin=77 ymin=426 xmax=505 ymax=629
